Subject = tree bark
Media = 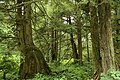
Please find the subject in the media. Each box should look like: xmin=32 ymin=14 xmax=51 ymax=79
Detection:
xmin=76 ymin=19 xmax=83 ymax=65
xmin=51 ymin=28 xmax=55 ymax=62
xmin=86 ymin=31 xmax=90 ymax=62
xmin=16 ymin=0 xmax=51 ymax=79
xmin=98 ymin=0 xmax=115 ymax=72
xmin=68 ymin=16 xmax=79 ymax=63
xmin=51 ymin=29 xmax=58 ymax=62
xmin=89 ymin=1 xmax=102 ymax=79
xmin=70 ymin=34 xmax=79 ymax=63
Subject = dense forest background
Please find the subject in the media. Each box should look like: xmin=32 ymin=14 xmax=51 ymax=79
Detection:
xmin=0 ymin=0 xmax=120 ymax=80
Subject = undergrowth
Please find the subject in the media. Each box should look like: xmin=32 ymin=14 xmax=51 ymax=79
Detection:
xmin=101 ymin=68 xmax=120 ymax=80
xmin=33 ymin=61 xmax=93 ymax=80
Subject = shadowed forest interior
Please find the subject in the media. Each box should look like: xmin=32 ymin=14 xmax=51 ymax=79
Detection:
xmin=0 ymin=0 xmax=120 ymax=80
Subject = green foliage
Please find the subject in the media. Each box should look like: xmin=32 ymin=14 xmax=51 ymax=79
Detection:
xmin=0 ymin=18 xmax=20 ymax=80
xmin=0 ymin=11 xmax=4 ymax=21
xmin=1 ymin=0 xmax=120 ymax=80
xmin=101 ymin=68 xmax=120 ymax=80
xmin=0 ymin=49 xmax=20 ymax=80
xmin=33 ymin=62 xmax=93 ymax=80
xmin=0 ymin=1 xmax=19 ymax=78
xmin=33 ymin=73 xmax=67 ymax=80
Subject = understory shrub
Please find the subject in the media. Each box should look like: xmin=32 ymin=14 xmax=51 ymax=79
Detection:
xmin=101 ymin=68 xmax=120 ymax=80
xmin=33 ymin=61 xmax=93 ymax=80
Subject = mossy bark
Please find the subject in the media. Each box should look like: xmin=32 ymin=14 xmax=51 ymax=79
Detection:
xmin=98 ymin=0 xmax=115 ymax=72
xmin=89 ymin=1 xmax=102 ymax=80
xmin=16 ymin=0 xmax=51 ymax=79
xmin=19 ymin=46 xmax=51 ymax=79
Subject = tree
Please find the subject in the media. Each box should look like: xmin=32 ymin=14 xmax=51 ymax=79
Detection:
xmin=75 ymin=1 xmax=83 ymax=65
xmin=89 ymin=1 xmax=102 ymax=79
xmin=98 ymin=0 xmax=115 ymax=72
xmin=77 ymin=18 xmax=83 ymax=65
xmin=68 ymin=16 xmax=79 ymax=64
xmin=16 ymin=0 xmax=51 ymax=79
xmin=86 ymin=30 xmax=90 ymax=62
xmin=51 ymin=29 xmax=58 ymax=62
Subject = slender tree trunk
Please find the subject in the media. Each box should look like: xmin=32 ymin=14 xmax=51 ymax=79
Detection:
xmin=70 ymin=34 xmax=79 ymax=63
xmin=51 ymin=29 xmax=58 ymax=62
xmin=68 ymin=16 xmax=78 ymax=63
xmin=55 ymin=30 xmax=58 ymax=61
xmin=58 ymin=31 xmax=62 ymax=62
xmin=51 ymin=28 xmax=55 ymax=62
xmin=86 ymin=31 xmax=90 ymax=62
xmin=89 ymin=1 xmax=102 ymax=80
xmin=46 ymin=31 xmax=50 ymax=62
xmin=17 ymin=0 xmax=51 ymax=79
xmin=76 ymin=19 xmax=83 ymax=65
xmin=98 ymin=0 xmax=115 ymax=72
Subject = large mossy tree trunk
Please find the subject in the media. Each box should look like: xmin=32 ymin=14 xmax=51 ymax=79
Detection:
xmin=98 ymin=0 xmax=115 ymax=72
xmin=89 ymin=1 xmax=102 ymax=80
xmin=16 ymin=0 xmax=51 ymax=79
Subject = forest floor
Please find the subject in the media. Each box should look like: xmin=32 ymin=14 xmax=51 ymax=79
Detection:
xmin=33 ymin=60 xmax=93 ymax=80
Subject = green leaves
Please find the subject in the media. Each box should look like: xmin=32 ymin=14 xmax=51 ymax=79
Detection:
xmin=101 ymin=68 xmax=120 ymax=80
xmin=0 ymin=52 xmax=20 ymax=80
xmin=33 ymin=62 xmax=93 ymax=80
xmin=0 ymin=11 xmax=4 ymax=21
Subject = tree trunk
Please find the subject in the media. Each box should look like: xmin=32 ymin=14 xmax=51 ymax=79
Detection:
xmin=76 ymin=19 xmax=83 ymax=65
xmin=16 ymin=0 xmax=51 ymax=79
xmin=98 ymin=0 xmax=115 ymax=72
xmin=89 ymin=1 xmax=102 ymax=80
xmin=51 ymin=29 xmax=58 ymax=62
xmin=86 ymin=31 xmax=90 ymax=62
xmin=68 ymin=16 xmax=78 ymax=63
xmin=55 ymin=30 xmax=58 ymax=61
xmin=58 ymin=31 xmax=62 ymax=62
xmin=51 ymin=28 xmax=55 ymax=62
xmin=70 ymin=34 xmax=79 ymax=63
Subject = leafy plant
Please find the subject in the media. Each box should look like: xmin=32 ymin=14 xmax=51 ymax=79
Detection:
xmin=33 ymin=62 xmax=93 ymax=80
xmin=101 ymin=68 xmax=120 ymax=80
